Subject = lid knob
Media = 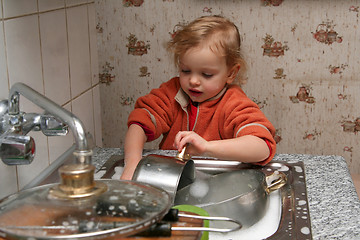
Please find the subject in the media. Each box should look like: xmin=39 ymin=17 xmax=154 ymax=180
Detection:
xmin=49 ymin=164 xmax=107 ymax=199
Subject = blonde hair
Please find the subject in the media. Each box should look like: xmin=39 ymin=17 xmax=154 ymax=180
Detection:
xmin=167 ymin=15 xmax=247 ymax=85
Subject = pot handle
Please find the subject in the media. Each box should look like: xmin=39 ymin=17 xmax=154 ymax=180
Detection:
xmin=136 ymin=213 xmax=242 ymax=237
xmin=164 ymin=208 xmax=242 ymax=233
xmin=176 ymin=144 xmax=192 ymax=161
xmin=265 ymin=171 xmax=287 ymax=194
xmin=173 ymin=213 xmax=242 ymax=233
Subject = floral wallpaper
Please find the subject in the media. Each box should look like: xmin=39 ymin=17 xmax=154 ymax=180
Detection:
xmin=95 ymin=0 xmax=360 ymax=175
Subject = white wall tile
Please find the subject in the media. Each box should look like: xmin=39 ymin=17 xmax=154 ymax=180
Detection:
xmin=48 ymin=103 xmax=74 ymax=164
xmin=92 ymin=85 xmax=102 ymax=147
xmin=66 ymin=5 xmax=92 ymax=98
xmin=0 ymin=22 xmax=9 ymax=99
xmin=72 ymin=90 xmax=95 ymax=147
xmin=38 ymin=0 xmax=65 ymax=12
xmin=0 ymin=162 xmax=17 ymax=199
xmin=66 ymin=0 xmax=88 ymax=7
xmin=2 ymin=0 xmax=37 ymax=19
xmin=88 ymin=3 xmax=99 ymax=86
xmin=4 ymin=16 xmax=43 ymax=94
xmin=39 ymin=10 xmax=71 ymax=105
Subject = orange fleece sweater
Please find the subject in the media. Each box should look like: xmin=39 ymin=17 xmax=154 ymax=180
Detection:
xmin=128 ymin=77 xmax=276 ymax=164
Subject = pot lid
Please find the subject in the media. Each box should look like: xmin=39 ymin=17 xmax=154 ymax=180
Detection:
xmin=0 ymin=179 xmax=172 ymax=239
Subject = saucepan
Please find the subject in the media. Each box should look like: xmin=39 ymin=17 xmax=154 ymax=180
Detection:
xmin=174 ymin=169 xmax=287 ymax=228
xmin=132 ymin=148 xmax=196 ymax=201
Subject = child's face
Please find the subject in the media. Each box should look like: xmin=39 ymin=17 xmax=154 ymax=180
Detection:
xmin=179 ymin=46 xmax=236 ymax=103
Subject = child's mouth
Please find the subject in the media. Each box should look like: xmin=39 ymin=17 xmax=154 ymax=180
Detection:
xmin=189 ymin=89 xmax=202 ymax=97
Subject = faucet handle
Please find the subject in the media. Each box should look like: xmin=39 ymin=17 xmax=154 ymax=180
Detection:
xmin=40 ymin=115 xmax=68 ymax=136
xmin=0 ymin=134 xmax=35 ymax=165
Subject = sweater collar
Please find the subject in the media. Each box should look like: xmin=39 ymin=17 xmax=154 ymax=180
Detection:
xmin=175 ymin=85 xmax=228 ymax=110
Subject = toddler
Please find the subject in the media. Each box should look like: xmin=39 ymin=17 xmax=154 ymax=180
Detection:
xmin=121 ymin=15 xmax=276 ymax=180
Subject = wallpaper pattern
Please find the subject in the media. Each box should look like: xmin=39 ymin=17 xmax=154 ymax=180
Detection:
xmin=96 ymin=0 xmax=360 ymax=175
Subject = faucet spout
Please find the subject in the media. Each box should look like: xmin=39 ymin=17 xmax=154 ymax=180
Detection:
xmin=8 ymin=83 xmax=91 ymax=164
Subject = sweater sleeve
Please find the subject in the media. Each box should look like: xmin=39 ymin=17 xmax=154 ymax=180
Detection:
xmin=222 ymin=87 xmax=276 ymax=165
xmin=127 ymin=78 xmax=179 ymax=141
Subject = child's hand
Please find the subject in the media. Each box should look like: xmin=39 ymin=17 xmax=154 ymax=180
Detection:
xmin=120 ymin=165 xmax=136 ymax=180
xmin=174 ymin=131 xmax=209 ymax=156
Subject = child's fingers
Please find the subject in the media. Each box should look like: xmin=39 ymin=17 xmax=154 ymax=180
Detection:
xmin=174 ymin=131 xmax=192 ymax=151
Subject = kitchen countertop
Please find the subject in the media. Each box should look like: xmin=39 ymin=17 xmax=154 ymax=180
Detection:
xmin=91 ymin=148 xmax=360 ymax=240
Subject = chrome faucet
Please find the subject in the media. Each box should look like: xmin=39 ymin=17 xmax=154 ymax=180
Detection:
xmin=0 ymin=82 xmax=91 ymax=166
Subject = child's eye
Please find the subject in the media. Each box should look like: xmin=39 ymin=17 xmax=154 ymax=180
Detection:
xmin=202 ymin=73 xmax=213 ymax=78
xmin=181 ymin=69 xmax=191 ymax=74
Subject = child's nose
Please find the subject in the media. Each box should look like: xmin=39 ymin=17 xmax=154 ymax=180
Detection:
xmin=189 ymin=75 xmax=200 ymax=86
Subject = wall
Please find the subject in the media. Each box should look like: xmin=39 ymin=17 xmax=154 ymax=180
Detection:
xmin=0 ymin=0 xmax=102 ymax=199
xmin=96 ymin=0 xmax=360 ymax=175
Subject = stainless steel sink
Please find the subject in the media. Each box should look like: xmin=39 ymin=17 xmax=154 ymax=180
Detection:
xmin=96 ymin=155 xmax=313 ymax=240
xmin=25 ymin=150 xmax=312 ymax=239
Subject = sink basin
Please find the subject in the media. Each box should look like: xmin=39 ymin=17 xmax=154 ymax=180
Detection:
xmin=25 ymin=149 xmax=312 ymax=239
xmin=96 ymin=155 xmax=313 ymax=239
xmin=192 ymin=159 xmax=312 ymax=240
xmin=210 ymin=190 xmax=281 ymax=239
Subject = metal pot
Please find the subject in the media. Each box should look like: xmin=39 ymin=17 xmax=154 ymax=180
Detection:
xmin=132 ymin=154 xmax=196 ymax=201
xmin=174 ymin=169 xmax=287 ymax=228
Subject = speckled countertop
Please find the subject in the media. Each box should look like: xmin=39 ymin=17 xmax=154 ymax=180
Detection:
xmin=92 ymin=148 xmax=360 ymax=240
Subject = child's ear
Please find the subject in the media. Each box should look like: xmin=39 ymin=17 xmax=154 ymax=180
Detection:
xmin=226 ymin=64 xmax=241 ymax=84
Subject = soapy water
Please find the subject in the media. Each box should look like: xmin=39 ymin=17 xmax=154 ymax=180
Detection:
xmin=109 ymin=195 xmax=120 ymax=201
xmin=86 ymin=221 xmax=95 ymax=231
xmin=294 ymin=166 xmax=303 ymax=173
xmin=278 ymin=165 xmax=290 ymax=172
xmin=175 ymin=171 xmax=213 ymax=204
xmin=301 ymin=227 xmax=310 ymax=235
xmin=188 ymin=179 xmax=209 ymax=198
